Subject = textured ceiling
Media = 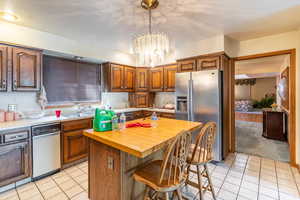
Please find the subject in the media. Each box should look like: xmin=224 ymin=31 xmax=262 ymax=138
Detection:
xmin=0 ymin=0 xmax=300 ymax=52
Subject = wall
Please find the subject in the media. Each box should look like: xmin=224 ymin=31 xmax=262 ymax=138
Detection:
xmin=235 ymin=78 xmax=277 ymax=101
xmin=228 ymin=30 xmax=300 ymax=164
xmin=101 ymin=93 xmax=129 ymax=109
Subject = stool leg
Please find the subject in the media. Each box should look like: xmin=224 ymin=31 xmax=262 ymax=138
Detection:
xmin=196 ymin=165 xmax=204 ymax=200
xmin=143 ymin=186 xmax=150 ymax=200
xmin=186 ymin=165 xmax=191 ymax=186
xmin=204 ymin=164 xmax=216 ymax=200
xmin=165 ymin=192 xmax=170 ymax=200
xmin=175 ymin=188 xmax=183 ymax=200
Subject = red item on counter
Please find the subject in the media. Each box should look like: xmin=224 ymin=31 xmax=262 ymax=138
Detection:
xmin=55 ymin=110 xmax=61 ymax=118
xmin=126 ymin=122 xmax=152 ymax=128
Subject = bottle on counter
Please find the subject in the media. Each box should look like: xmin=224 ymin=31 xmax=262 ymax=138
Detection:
xmin=112 ymin=115 xmax=119 ymax=131
xmin=151 ymin=112 xmax=158 ymax=128
xmin=119 ymin=113 xmax=126 ymax=131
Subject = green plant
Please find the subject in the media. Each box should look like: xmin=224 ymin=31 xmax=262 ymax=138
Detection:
xmin=253 ymin=96 xmax=276 ymax=109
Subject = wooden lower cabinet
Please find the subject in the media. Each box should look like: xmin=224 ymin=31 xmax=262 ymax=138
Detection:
xmin=61 ymin=119 xmax=92 ymax=166
xmin=0 ymin=128 xmax=31 ymax=187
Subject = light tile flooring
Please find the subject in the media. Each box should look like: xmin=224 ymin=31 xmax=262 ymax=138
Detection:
xmin=0 ymin=162 xmax=88 ymax=200
xmin=0 ymin=153 xmax=299 ymax=200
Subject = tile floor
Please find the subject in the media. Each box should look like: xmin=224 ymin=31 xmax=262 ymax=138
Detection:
xmin=0 ymin=162 xmax=88 ymax=200
xmin=0 ymin=153 xmax=299 ymax=200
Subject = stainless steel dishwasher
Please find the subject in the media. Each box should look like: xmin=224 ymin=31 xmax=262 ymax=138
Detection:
xmin=32 ymin=123 xmax=61 ymax=179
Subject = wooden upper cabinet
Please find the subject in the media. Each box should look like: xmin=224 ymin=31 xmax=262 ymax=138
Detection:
xmin=197 ymin=56 xmax=220 ymax=71
xmin=123 ymin=66 xmax=135 ymax=92
xmin=136 ymin=68 xmax=149 ymax=92
xmin=163 ymin=65 xmax=177 ymax=92
xmin=0 ymin=45 xmax=8 ymax=91
xmin=12 ymin=47 xmax=41 ymax=91
xmin=110 ymin=63 xmax=124 ymax=91
xmin=177 ymin=59 xmax=196 ymax=72
xmin=149 ymin=67 xmax=164 ymax=92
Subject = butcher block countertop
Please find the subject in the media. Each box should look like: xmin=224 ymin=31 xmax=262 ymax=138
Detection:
xmin=83 ymin=118 xmax=202 ymax=158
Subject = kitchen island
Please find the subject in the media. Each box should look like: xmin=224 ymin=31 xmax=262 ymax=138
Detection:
xmin=83 ymin=118 xmax=202 ymax=200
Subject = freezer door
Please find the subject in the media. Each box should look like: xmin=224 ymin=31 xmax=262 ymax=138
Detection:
xmin=175 ymin=72 xmax=191 ymax=121
xmin=191 ymin=70 xmax=223 ymax=161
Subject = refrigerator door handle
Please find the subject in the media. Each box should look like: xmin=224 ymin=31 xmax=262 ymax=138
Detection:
xmin=187 ymin=79 xmax=193 ymax=121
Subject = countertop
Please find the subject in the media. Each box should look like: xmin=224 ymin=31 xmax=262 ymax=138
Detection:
xmin=84 ymin=118 xmax=201 ymax=158
xmin=0 ymin=108 xmax=175 ymax=131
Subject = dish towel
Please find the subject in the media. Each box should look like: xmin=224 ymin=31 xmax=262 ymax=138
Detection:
xmin=37 ymin=85 xmax=48 ymax=110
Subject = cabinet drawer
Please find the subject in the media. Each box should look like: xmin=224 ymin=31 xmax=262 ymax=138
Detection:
xmin=197 ymin=56 xmax=220 ymax=71
xmin=3 ymin=130 xmax=29 ymax=144
xmin=62 ymin=119 xmax=92 ymax=132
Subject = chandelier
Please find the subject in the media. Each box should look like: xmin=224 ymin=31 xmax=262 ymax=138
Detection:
xmin=133 ymin=0 xmax=170 ymax=67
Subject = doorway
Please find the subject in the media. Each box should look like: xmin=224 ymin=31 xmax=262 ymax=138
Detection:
xmin=229 ymin=49 xmax=296 ymax=165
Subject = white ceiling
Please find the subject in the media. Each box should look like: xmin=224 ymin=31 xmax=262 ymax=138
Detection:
xmin=1 ymin=0 xmax=300 ymax=53
xmin=235 ymin=54 xmax=289 ymax=77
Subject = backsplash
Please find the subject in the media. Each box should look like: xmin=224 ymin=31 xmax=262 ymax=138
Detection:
xmin=101 ymin=92 xmax=129 ymax=109
xmin=0 ymin=92 xmax=41 ymax=112
xmin=154 ymin=92 xmax=175 ymax=108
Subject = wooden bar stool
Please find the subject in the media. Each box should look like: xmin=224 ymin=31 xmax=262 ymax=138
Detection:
xmin=186 ymin=122 xmax=217 ymax=200
xmin=133 ymin=131 xmax=192 ymax=200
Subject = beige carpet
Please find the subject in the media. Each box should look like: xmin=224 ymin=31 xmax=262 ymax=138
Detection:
xmin=235 ymin=120 xmax=290 ymax=162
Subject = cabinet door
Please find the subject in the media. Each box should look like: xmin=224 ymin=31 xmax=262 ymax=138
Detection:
xmin=177 ymin=59 xmax=196 ymax=72
xmin=12 ymin=47 xmax=41 ymax=91
xmin=110 ymin=64 xmax=124 ymax=91
xmin=149 ymin=67 xmax=164 ymax=92
xmin=136 ymin=68 xmax=149 ymax=92
xmin=135 ymin=92 xmax=149 ymax=108
xmin=197 ymin=56 xmax=220 ymax=71
xmin=0 ymin=141 xmax=31 ymax=187
xmin=163 ymin=65 xmax=177 ymax=92
xmin=0 ymin=45 xmax=8 ymax=91
xmin=63 ymin=130 xmax=88 ymax=164
xmin=123 ymin=66 xmax=135 ymax=92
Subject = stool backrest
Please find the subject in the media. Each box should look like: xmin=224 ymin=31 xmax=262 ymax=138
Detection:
xmin=191 ymin=122 xmax=217 ymax=163
xmin=159 ymin=131 xmax=192 ymax=185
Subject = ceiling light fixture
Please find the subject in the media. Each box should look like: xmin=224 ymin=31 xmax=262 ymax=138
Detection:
xmin=132 ymin=0 xmax=170 ymax=67
xmin=0 ymin=12 xmax=18 ymax=22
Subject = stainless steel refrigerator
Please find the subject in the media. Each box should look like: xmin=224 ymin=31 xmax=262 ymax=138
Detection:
xmin=175 ymin=70 xmax=223 ymax=161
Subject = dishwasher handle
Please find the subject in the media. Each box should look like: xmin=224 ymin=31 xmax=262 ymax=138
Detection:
xmin=33 ymin=131 xmax=60 ymax=139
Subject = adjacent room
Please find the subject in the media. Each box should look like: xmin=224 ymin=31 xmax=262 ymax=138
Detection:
xmin=235 ymin=55 xmax=291 ymax=162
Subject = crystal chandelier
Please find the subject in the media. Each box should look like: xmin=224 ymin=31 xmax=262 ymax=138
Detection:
xmin=133 ymin=0 xmax=170 ymax=67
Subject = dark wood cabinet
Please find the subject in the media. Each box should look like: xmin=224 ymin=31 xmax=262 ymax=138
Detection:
xmin=149 ymin=67 xmax=164 ymax=92
xmin=197 ymin=56 xmax=220 ymax=71
xmin=177 ymin=59 xmax=196 ymax=72
xmin=110 ymin=63 xmax=124 ymax=91
xmin=102 ymin=63 xmax=136 ymax=92
xmin=263 ymin=109 xmax=286 ymax=141
xmin=129 ymin=92 xmax=154 ymax=108
xmin=0 ymin=45 xmax=8 ymax=91
xmin=163 ymin=64 xmax=177 ymax=92
xmin=0 ymin=128 xmax=31 ymax=187
xmin=61 ymin=119 xmax=92 ymax=166
xmin=12 ymin=47 xmax=42 ymax=91
xmin=135 ymin=68 xmax=149 ymax=92
xmin=123 ymin=66 xmax=135 ymax=92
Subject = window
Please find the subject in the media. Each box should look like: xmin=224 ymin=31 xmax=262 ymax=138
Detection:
xmin=43 ymin=55 xmax=101 ymax=104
